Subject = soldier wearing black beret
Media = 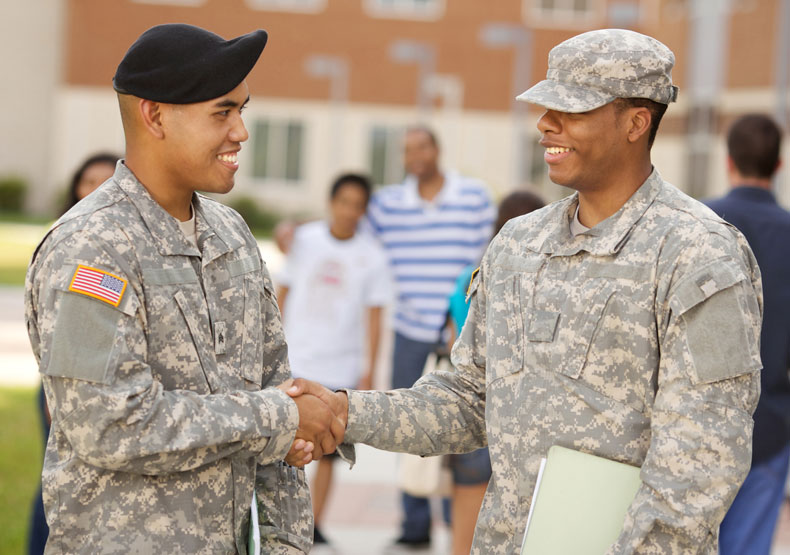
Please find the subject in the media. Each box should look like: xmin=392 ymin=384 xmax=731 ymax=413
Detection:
xmin=26 ymin=23 xmax=347 ymax=553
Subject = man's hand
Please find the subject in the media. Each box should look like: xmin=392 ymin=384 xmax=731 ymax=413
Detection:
xmin=292 ymin=392 xmax=342 ymax=459
xmin=284 ymin=437 xmax=313 ymax=467
xmin=286 ymin=378 xmax=349 ymax=431
xmin=277 ymin=380 xmax=314 ymax=466
xmin=279 ymin=379 xmax=347 ymax=461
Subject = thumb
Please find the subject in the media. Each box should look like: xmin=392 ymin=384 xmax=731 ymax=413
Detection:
xmin=276 ymin=378 xmax=301 ymax=397
xmin=286 ymin=377 xmax=309 ymax=397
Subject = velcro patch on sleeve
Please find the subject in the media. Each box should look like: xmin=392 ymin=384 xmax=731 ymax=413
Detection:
xmin=68 ymin=264 xmax=128 ymax=308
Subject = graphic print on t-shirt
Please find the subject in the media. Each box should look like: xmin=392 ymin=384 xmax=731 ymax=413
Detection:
xmin=308 ymin=259 xmax=347 ymax=319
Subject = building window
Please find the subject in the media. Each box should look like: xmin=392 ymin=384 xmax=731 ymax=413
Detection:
xmin=369 ymin=126 xmax=405 ymax=186
xmin=664 ymin=0 xmax=755 ymax=21
xmin=364 ymin=0 xmax=444 ymax=20
xmin=244 ymin=0 xmax=326 ymax=13
xmin=526 ymin=0 xmax=600 ymax=25
xmin=251 ymin=120 xmax=304 ymax=182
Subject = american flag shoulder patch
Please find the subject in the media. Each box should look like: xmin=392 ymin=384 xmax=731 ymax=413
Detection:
xmin=68 ymin=265 xmax=128 ymax=307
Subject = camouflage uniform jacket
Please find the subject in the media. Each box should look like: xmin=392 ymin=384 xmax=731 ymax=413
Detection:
xmin=344 ymin=170 xmax=762 ymax=554
xmin=25 ymin=163 xmax=312 ymax=554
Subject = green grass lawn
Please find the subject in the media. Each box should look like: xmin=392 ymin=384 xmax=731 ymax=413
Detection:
xmin=0 ymin=222 xmax=48 ymax=286
xmin=0 ymin=386 xmax=43 ymax=553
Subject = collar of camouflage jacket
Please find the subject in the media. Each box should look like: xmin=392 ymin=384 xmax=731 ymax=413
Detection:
xmin=193 ymin=194 xmax=245 ymax=265
xmin=114 ymin=162 xmax=242 ymax=260
xmin=527 ymin=168 xmax=662 ymax=257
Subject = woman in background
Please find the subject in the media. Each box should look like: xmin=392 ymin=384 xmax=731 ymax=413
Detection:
xmin=28 ymin=152 xmax=119 ymax=555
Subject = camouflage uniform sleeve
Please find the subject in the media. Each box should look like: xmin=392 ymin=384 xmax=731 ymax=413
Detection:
xmin=255 ymin=260 xmax=301 ymax=463
xmin=252 ymin=259 xmax=313 ymax=552
xmin=259 ymin=259 xmax=291 ymax=390
xmin=609 ymin=233 xmax=762 ymax=554
xmin=30 ymin=232 xmax=299 ymax=475
xmin=344 ymin=255 xmax=487 ymax=454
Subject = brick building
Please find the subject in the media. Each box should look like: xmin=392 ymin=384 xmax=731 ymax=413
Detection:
xmin=3 ymin=0 xmax=789 ymax=216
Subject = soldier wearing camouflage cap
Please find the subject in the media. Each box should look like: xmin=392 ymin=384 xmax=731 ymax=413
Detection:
xmin=25 ymin=23 xmax=347 ymax=554
xmin=291 ymin=28 xmax=763 ymax=553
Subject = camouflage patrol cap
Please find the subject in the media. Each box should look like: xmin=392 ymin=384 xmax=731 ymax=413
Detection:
xmin=517 ymin=29 xmax=678 ymax=113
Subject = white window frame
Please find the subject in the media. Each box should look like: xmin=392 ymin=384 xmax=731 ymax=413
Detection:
xmin=250 ymin=118 xmax=306 ymax=184
xmin=243 ymin=0 xmax=326 ymax=14
xmin=368 ymin=125 xmax=405 ymax=186
xmin=523 ymin=0 xmax=604 ymax=28
xmin=364 ymin=0 xmax=445 ymax=21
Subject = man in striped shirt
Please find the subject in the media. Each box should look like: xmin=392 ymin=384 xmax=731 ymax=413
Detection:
xmin=365 ymin=126 xmax=495 ymax=549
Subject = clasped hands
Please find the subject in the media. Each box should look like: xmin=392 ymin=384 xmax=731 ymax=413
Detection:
xmin=277 ymin=378 xmax=349 ymax=467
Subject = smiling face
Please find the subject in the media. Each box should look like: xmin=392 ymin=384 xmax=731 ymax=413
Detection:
xmin=537 ymin=102 xmax=629 ymax=193
xmin=160 ymin=80 xmax=250 ymax=196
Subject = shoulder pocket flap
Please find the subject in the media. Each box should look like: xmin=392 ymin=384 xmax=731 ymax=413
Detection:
xmin=228 ymin=255 xmax=262 ymax=277
xmin=142 ymin=266 xmax=198 ymax=286
xmin=46 ymin=292 xmax=123 ymax=384
xmin=669 ymin=262 xmax=745 ymax=316
xmin=682 ymin=283 xmax=761 ymax=384
xmin=493 ymin=253 xmax=543 ymax=272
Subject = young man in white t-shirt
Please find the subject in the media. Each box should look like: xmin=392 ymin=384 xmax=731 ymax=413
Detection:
xmin=277 ymin=173 xmax=392 ymax=546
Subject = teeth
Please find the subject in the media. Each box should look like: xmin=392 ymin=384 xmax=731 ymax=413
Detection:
xmin=218 ymin=153 xmax=238 ymax=163
xmin=546 ymin=147 xmax=572 ymax=155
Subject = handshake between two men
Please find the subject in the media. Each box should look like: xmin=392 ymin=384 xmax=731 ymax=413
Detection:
xmin=277 ymin=378 xmax=350 ymax=467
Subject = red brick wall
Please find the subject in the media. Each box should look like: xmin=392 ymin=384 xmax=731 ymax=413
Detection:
xmin=64 ymin=0 xmax=778 ymax=111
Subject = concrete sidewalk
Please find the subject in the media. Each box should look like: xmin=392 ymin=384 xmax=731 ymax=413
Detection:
xmin=305 ymin=445 xmax=451 ymax=554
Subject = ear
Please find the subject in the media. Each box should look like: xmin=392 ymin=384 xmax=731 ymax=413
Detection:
xmin=726 ymin=156 xmax=737 ymax=173
xmin=138 ymin=99 xmax=165 ymax=140
xmin=625 ymin=107 xmax=651 ymax=145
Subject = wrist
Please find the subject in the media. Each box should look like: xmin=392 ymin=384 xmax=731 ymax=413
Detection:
xmin=334 ymin=389 xmax=350 ymax=427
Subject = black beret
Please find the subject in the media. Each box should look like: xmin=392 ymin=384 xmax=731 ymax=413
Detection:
xmin=113 ymin=23 xmax=268 ymax=104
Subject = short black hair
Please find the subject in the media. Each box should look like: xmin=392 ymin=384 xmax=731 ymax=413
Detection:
xmin=727 ymin=114 xmax=782 ymax=179
xmin=329 ymin=173 xmax=372 ymax=205
xmin=613 ymin=98 xmax=668 ymax=149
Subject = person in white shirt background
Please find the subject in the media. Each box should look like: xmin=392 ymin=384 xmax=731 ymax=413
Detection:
xmin=277 ymin=172 xmax=392 ymax=548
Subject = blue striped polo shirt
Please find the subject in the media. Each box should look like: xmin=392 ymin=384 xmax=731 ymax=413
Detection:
xmin=366 ymin=171 xmax=495 ymax=342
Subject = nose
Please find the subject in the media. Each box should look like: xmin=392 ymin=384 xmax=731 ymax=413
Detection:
xmin=229 ymin=113 xmax=249 ymax=143
xmin=537 ymin=110 xmax=560 ymax=134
